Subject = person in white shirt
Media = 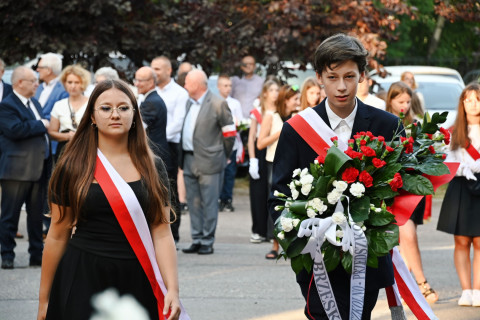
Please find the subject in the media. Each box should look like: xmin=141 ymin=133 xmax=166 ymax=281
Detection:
xmin=356 ymin=73 xmax=386 ymax=110
xmin=231 ymin=55 xmax=264 ymax=119
xmin=151 ymin=56 xmax=189 ymax=243
xmin=217 ymin=75 xmax=243 ymax=212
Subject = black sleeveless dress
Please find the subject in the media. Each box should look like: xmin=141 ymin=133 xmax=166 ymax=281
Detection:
xmin=46 ymin=161 xmax=170 ymax=320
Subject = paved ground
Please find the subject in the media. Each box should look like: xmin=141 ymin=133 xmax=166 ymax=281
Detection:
xmin=1 ymin=180 xmax=479 ymax=320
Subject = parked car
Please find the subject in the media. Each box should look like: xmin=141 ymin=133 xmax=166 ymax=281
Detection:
xmin=370 ymin=66 xmax=465 ymax=128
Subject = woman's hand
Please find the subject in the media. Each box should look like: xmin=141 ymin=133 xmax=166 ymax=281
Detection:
xmin=163 ymin=291 xmax=181 ymax=320
xmin=37 ymin=301 xmax=48 ymax=320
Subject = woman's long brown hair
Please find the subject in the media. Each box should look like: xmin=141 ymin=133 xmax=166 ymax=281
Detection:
xmin=277 ymin=85 xmax=298 ymax=118
xmin=300 ymin=77 xmax=321 ymax=110
xmin=451 ymin=83 xmax=480 ymax=150
xmin=49 ymin=80 xmax=171 ymax=226
xmin=386 ymin=81 xmax=414 ymax=125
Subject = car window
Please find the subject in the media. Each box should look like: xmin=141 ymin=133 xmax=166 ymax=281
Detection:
xmin=417 ymin=82 xmax=463 ymax=110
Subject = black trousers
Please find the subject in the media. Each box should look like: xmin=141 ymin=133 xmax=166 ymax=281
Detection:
xmin=0 ymin=162 xmax=49 ymax=262
xmin=297 ymin=268 xmax=380 ymax=320
xmin=168 ymin=142 xmax=181 ymax=242
xmin=249 ymin=145 xmax=269 ymax=238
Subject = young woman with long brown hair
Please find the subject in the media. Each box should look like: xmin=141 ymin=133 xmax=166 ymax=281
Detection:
xmin=386 ymin=81 xmax=438 ymax=303
xmin=257 ymin=84 xmax=299 ymax=259
xmin=37 ymin=80 xmax=184 ymax=320
xmin=437 ymin=83 xmax=480 ymax=307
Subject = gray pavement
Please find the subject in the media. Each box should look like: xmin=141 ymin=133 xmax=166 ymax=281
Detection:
xmin=1 ymin=180 xmax=479 ymax=320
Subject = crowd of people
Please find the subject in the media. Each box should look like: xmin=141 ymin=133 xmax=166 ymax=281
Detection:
xmin=0 ymin=32 xmax=479 ymax=319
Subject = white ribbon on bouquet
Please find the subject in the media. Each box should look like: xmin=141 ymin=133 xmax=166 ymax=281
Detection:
xmin=298 ymin=199 xmax=368 ymax=320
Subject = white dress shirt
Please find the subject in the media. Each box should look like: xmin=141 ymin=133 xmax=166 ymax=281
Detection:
xmin=155 ymin=78 xmax=189 ymax=143
xmin=182 ymin=92 xmax=207 ymax=151
xmin=38 ymin=77 xmax=60 ymax=107
xmin=0 ymin=81 xmax=4 ymax=100
xmin=325 ymin=98 xmax=358 ymax=144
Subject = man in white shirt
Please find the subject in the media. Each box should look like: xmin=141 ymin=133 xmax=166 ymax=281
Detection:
xmin=356 ymin=73 xmax=386 ymax=110
xmin=151 ymin=56 xmax=189 ymax=243
xmin=231 ymin=55 xmax=264 ymax=119
xmin=217 ymin=75 xmax=243 ymax=212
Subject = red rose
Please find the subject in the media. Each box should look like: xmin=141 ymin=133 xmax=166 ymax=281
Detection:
xmin=342 ymin=167 xmax=359 ymax=183
xmin=441 ymin=154 xmax=446 ymax=159
xmin=360 ymin=139 xmax=367 ymax=146
xmin=348 ymin=139 xmax=355 ymax=146
xmin=428 ymin=146 xmax=435 ymax=154
xmin=331 ymin=136 xmax=338 ymax=141
xmin=426 ymin=133 xmax=433 ymax=139
xmin=359 ymin=131 xmax=366 ymax=136
xmin=389 ymin=173 xmax=403 ymax=191
xmin=354 ymin=134 xmax=361 ymax=140
xmin=439 ymin=127 xmax=451 ymax=145
xmin=360 ymin=146 xmax=376 ymax=157
xmin=404 ymin=143 xmax=413 ymax=154
xmin=345 ymin=147 xmax=363 ymax=160
xmin=386 ymin=145 xmax=394 ymax=152
xmin=365 ymin=131 xmax=374 ymax=138
xmin=359 ymin=170 xmax=373 ymax=188
xmin=372 ymin=157 xmax=386 ymax=168
xmin=316 ymin=153 xmax=326 ymax=164
xmin=378 ymin=136 xmax=385 ymax=142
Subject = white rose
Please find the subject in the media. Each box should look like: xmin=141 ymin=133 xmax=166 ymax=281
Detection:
xmin=332 ymin=212 xmax=347 ymax=225
xmin=280 ymin=217 xmax=294 ymax=232
xmin=333 ymin=180 xmax=348 ymax=192
xmin=350 ymin=182 xmax=366 ymax=198
xmin=336 ymin=230 xmax=344 ymax=238
xmin=292 ymin=168 xmax=301 ymax=178
xmin=274 ymin=205 xmax=284 ymax=211
xmin=309 ymin=198 xmax=328 ymax=214
xmin=291 ymin=189 xmax=299 ymax=200
xmin=327 ymin=189 xmax=342 ymax=204
xmin=300 ymin=168 xmax=309 ymax=177
xmin=277 ymin=232 xmax=285 ymax=240
xmin=292 ymin=219 xmax=300 ymax=227
xmin=301 ymin=183 xmax=312 ymax=195
xmin=300 ymin=174 xmax=314 ymax=185
xmin=289 ymin=181 xmax=296 ymax=191
xmin=314 ymin=159 xmax=319 ymax=165
xmin=307 ymin=208 xmax=316 ymax=218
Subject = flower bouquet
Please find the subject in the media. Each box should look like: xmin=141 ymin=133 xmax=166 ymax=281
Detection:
xmin=274 ymin=111 xmax=451 ymax=275
xmin=236 ymin=118 xmax=251 ymax=133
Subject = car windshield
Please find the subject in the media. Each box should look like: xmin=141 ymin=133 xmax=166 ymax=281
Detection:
xmin=417 ymin=82 xmax=463 ymax=110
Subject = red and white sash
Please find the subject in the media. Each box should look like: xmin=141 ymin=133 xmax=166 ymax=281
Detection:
xmin=250 ymin=107 xmax=262 ymax=124
xmin=94 ymin=149 xmax=190 ymax=320
xmin=287 ymin=107 xmax=437 ymax=320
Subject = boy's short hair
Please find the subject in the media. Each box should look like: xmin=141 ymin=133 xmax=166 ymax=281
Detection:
xmin=313 ymin=33 xmax=368 ymax=74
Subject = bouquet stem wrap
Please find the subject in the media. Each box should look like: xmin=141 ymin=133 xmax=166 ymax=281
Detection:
xmin=298 ymin=200 xmax=367 ymax=320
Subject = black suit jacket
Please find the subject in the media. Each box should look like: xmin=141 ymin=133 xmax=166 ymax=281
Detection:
xmin=268 ymin=99 xmax=400 ymax=292
xmin=140 ymin=91 xmax=171 ymax=171
xmin=0 ymin=93 xmax=49 ymax=181
xmin=1 ymin=81 xmax=13 ymax=101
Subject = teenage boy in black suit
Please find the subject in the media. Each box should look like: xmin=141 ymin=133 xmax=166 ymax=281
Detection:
xmin=268 ymin=34 xmax=400 ymax=319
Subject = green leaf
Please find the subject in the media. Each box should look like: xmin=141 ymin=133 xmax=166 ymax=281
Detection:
xmin=324 ymin=146 xmax=351 ymax=177
xmin=373 ymin=163 xmax=402 ymax=185
xmin=402 ymin=173 xmax=434 ymax=195
xmin=288 ymin=200 xmax=308 ymax=215
xmin=384 ymin=146 xmax=402 ymax=163
xmin=341 ymin=251 xmax=353 ymax=273
xmin=286 ymin=236 xmax=309 ymax=257
xmin=302 ymin=253 xmax=314 ymax=273
xmin=350 ymin=196 xmax=370 ymax=222
xmin=323 ymin=244 xmax=341 ymax=272
xmin=369 ymin=185 xmax=398 ymax=200
xmin=414 ymin=161 xmax=450 ymax=176
xmin=365 ymin=209 xmax=396 ymax=227
xmin=311 ymin=176 xmax=333 ymax=198
xmin=366 ymin=248 xmax=379 ymax=268
xmin=367 ymin=224 xmax=399 ymax=256
xmin=291 ymin=255 xmax=304 ymax=274
xmin=310 ymin=162 xmax=319 ymax=179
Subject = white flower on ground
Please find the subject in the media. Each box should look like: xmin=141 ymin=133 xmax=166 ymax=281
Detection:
xmin=300 ymin=174 xmax=314 ymax=185
xmin=333 ymin=180 xmax=348 ymax=192
xmin=332 ymin=212 xmax=347 ymax=225
xmin=292 ymin=218 xmax=300 ymax=227
xmin=336 ymin=230 xmax=344 ymax=238
xmin=280 ymin=217 xmax=294 ymax=232
xmin=327 ymin=189 xmax=342 ymax=204
xmin=277 ymin=232 xmax=285 ymax=240
xmin=350 ymin=182 xmax=366 ymax=197
xmin=291 ymin=189 xmax=299 ymax=200
xmin=309 ymin=198 xmax=328 ymax=214
xmin=307 ymin=208 xmax=316 ymax=218
xmin=301 ymin=183 xmax=312 ymax=195
xmin=292 ymin=168 xmax=302 ymax=178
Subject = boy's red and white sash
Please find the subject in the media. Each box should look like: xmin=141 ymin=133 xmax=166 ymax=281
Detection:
xmin=94 ymin=149 xmax=190 ymax=320
xmin=287 ymin=107 xmax=437 ymax=320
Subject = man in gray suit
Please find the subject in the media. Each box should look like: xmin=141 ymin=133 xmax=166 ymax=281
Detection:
xmin=180 ymin=70 xmax=235 ymax=255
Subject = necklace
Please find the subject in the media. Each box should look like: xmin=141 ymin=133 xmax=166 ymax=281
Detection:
xmin=67 ymin=99 xmax=78 ymax=129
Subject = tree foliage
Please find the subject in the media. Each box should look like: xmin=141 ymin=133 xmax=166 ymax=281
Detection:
xmin=9 ymin=0 xmax=475 ymax=79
